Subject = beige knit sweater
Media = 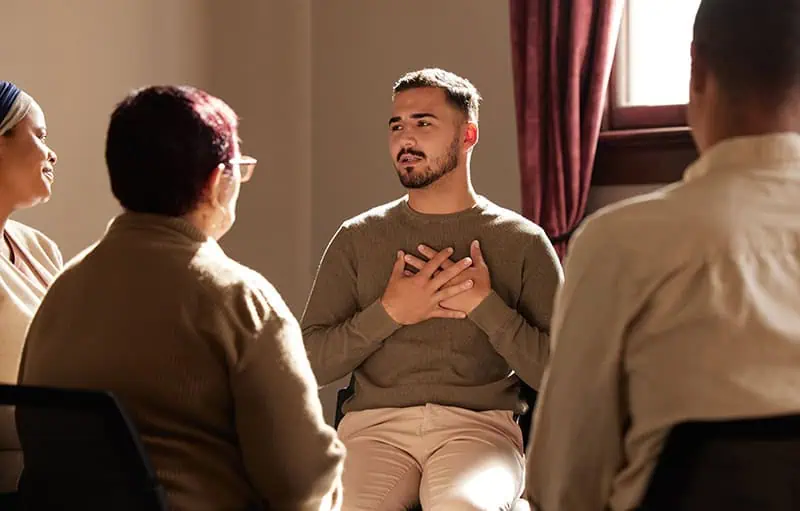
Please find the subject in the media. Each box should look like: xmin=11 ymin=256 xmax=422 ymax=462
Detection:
xmin=0 ymin=220 xmax=61 ymax=493
xmin=19 ymin=212 xmax=345 ymax=511
xmin=0 ymin=220 xmax=62 ymax=384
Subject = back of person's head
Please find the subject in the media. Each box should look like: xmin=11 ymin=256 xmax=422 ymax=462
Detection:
xmin=105 ymin=85 xmax=238 ymax=217
xmin=392 ymin=68 xmax=482 ymax=123
xmin=693 ymin=0 xmax=800 ymax=104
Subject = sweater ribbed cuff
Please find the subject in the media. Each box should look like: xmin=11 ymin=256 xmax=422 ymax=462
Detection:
xmin=355 ymin=299 xmax=402 ymax=343
xmin=468 ymin=290 xmax=516 ymax=338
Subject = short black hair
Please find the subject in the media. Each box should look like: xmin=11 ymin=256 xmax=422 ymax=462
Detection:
xmin=693 ymin=0 xmax=800 ymax=101
xmin=105 ymin=85 xmax=238 ymax=217
xmin=392 ymin=68 xmax=482 ymax=122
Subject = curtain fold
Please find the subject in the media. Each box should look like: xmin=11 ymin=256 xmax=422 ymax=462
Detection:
xmin=510 ymin=0 xmax=624 ymax=258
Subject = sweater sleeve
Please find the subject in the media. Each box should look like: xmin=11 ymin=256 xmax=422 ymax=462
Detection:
xmin=467 ymin=229 xmax=564 ymax=389
xmin=301 ymin=225 xmax=401 ymax=385
xmin=231 ymin=286 xmax=345 ymax=511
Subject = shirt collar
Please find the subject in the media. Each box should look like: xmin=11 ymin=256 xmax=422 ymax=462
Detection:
xmin=683 ymin=132 xmax=800 ymax=183
xmin=106 ymin=211 xmax=210 ymax=244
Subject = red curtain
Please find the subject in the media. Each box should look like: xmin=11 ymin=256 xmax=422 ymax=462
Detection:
xmin=510 ymin=0 xmax=624 ymax=258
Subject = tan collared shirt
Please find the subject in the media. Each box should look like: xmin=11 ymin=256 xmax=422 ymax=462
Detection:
xmin=527 ymin=133 xmax=800 ymax=511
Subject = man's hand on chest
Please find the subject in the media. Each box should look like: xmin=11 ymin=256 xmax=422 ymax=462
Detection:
xmin=403 ymin=240 xmax=492 ymax=315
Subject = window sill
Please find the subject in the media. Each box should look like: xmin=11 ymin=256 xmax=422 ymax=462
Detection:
xmin=592 ymin=127 xmax=698 ymax=185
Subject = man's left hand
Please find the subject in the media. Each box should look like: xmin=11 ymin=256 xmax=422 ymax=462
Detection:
xmin=405 ymin=240 xmax=492 ymax=314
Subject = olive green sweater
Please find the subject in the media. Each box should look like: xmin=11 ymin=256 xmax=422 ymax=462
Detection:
xmin=302 ymin=197 xmax=563 ymax=415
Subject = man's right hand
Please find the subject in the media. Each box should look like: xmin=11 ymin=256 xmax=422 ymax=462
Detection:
xmin=380 ymin=247 xmax=474 ymax=325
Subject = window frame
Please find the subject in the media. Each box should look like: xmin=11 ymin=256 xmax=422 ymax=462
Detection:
xmin=604 ymin=3 xmax=689 ymax=131
xmin=593 ymin=1 xmax=698 ymax=186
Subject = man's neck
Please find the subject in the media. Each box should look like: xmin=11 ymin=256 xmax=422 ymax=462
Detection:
xmin=704 ymin=94 xmax=800 ymax=151
xmin=406 ymin=177 xmax=478 ymax=214
xmin=180 ymin=208 xmax=216 ymax=240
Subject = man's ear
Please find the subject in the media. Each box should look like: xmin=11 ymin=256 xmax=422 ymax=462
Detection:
xmin=203 ymin=164 xmax=226 ymax=206
xmin=690 ymin=42 xmax=707 ymax=96
xmin=464 ymin=122 xmax=479 ymax=149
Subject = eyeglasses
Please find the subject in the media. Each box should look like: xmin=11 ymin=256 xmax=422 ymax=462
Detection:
xmin=225 ymin=155 xmax=257 ymax=183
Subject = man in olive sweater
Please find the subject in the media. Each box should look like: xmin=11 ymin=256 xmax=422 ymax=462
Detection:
xmin=302 ymin=69 xmax=563 ymax=511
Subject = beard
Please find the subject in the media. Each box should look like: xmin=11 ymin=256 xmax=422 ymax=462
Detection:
xmin=395 ymin=135 xmax=460 ymax=189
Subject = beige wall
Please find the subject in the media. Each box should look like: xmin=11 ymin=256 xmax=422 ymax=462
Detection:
xmin=311 ymin=0 xmax=522 ymax=262
xmin=310 ymin=0 xmax=522 ymax=421
xmin=3 ymin=0 xmax=208 ymax=258
xmin=2 ymin=0 xmax=314 ymax=314
xmin=3 ymin=0 xmax=655 ymax=424
xmin=205 ymin=0 xmax=313 ymax=314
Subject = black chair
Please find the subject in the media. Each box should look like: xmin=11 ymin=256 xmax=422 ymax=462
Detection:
xmin=333 ymin=375 xmax=537 ymax=511
xmin=0 ymin=383 xmax=168 ymax=511
xmin=0 ymin=397 xmax=22 ymax=507
xmin=638 ymin=414 xmax=800 ymax=511
xmin=332 ymin=375 xmax=354 ymax=430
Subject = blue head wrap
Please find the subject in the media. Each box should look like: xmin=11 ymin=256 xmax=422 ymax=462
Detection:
xmin=0 ymin=82 xmax=33 ymax=136
xmin=0 ymin=82 xmax=21 ymax=125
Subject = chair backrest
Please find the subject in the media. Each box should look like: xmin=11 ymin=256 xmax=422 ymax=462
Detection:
xmin=333 ymin=375 xmax=538 ymax=449
xmin=517 ymin=383 xmax=538 ymax=449
xmin=333 ymin=376 xmax=354 ymax=429
xmin=0 ymin=400 xmax=22 ymax=508
xmin=638 ymin=414 xmax=800 ymax=511
xmin=0 ymin=384 xmax=168 ymax=511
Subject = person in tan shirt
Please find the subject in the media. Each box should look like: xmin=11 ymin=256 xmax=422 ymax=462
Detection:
xmin=303 ymin=69 xmax=563 ymax=510
xmin=526 ymin=1 xmax=800 ymax=509
xmin=19 ymin=85 xmax=345 ymax=511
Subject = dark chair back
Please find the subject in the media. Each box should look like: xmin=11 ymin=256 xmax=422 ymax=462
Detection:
xmin=0 ymin=399 xmax=23 ymax=503
xmin=0 ymin=384 xmax=168 ymax=511
xmin=517 ymin=383 xmax=537 ymax=449
xmin=333 ymin=376 xmax=354 ymax=430
xmin=639 ymin=414 xmax=800 ymax=511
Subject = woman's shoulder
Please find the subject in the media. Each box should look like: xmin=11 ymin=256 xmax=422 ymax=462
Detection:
xmin=7 ymin=219 xmax=49 ymax=240
xmin=6 ymin=220 xmax=63 ymax=268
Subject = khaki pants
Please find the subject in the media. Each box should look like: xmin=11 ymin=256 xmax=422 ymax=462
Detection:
xmin=337 ymin=403 xmax=525 ymax=511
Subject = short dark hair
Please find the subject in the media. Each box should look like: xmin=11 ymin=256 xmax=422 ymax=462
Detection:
xmin=693 ymin=0 xmax=800 ymax=101
xmin=105 ymin=85 xmax=238 ymax=217
xmin=392 ymin=68 xmax=482 ymax=123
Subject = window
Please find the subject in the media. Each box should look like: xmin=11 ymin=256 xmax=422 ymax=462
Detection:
xmin=607 ymin=0 xmax=702 ymax=130
xmin=594 ymin=2 xmax=702 ymax=185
